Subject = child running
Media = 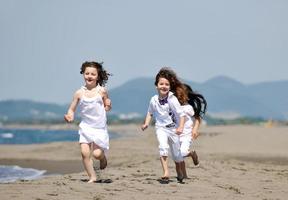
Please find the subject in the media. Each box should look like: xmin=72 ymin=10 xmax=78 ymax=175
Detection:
xmin=64 ymin=61 xmax=112 ymax=183
xmin=178 ymin=83 xmax=207 ymax=179
xmin=141 ymin=67 xmax=186 ymax=183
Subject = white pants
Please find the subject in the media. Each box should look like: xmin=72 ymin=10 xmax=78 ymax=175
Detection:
xmin=155 ymin=127 xmax=183 ymax=163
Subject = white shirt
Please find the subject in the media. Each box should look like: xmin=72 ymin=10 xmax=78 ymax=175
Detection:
xmin=147 ymin=92 xmax=185 ymax=128
xmin=182 ymin=104 xmax=194 ymax=135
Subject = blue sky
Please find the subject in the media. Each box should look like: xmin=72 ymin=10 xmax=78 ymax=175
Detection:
xmin=0 ymin=0 xmax=287 ymax=104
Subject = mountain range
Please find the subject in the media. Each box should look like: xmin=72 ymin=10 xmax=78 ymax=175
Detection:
xmin=109 ymin=76 xmax=288 ymax=120
xmin=0 ymin=76 xmax=287 ymax=123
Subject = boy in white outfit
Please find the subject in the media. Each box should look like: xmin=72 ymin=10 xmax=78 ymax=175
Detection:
xmin=142 ymin=68 xmax=186 ymax=183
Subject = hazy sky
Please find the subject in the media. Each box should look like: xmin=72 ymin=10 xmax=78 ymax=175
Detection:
xmin=1 ymin=0 xmax=287 ymax=104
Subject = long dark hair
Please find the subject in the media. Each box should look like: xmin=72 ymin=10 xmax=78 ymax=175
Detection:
xmin=80 ymin=61 xmax=111 ymax=86
xmin=184 ymin=84 xmax=207 ymax=118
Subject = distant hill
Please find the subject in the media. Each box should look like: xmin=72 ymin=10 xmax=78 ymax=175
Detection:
xmin=192 ymin=76 xmax=288 ymax=120
xmin=109 ymin=77 xmax=155 ymax=115
xmin=1 ymin=76 xmax=287 ymax=123
xmin=0 ymin=100 xmax=67 ymax=123
xmin=109 ymin=76 xmax=288 ymax=120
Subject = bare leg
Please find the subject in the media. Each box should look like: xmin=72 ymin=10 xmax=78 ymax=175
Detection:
xmin=80 ymin=143 xmax=96 ymax=183
xmin=92 ymin=143 xmax=107 ymax=170
xmin=175 ymin=161 xmax=181 ymax=178
xmin=181 ymin=161 xmax=188 ymax=178
xmin=191 ymin=150 xmax=200 ymax=166
xmin=175 ymin=161 xmax=184 ymax=182
xmin=160 ymin=156 xmax=169 ymax=178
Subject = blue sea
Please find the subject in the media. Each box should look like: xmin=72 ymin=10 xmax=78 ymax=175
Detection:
xmin=0 ymin=128 xmax=118 ymax=183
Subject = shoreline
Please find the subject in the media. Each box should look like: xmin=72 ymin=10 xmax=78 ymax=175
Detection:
xmin=0 ymin=123 xmax=147 ymax=131
xmin=0 ymin=123 xmax=79 ymax=130
xmin=0 ymin=159 xmax=83 ymax=175
xmin=0 ymin=124 xmax=144 ymax=175
xmin=1 ymin=124 xmax=288 ymax=169
xmin=2 ymin=122 xmax=286 ymax=131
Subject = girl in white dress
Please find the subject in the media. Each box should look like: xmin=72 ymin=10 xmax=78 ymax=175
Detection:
xmin=64 ymin=61 xmax=111 ymax=183
xmin=178 ymin=84 xmax=207 ymax=179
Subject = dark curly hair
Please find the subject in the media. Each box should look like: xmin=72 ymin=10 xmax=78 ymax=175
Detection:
xmin=80 ymin=61 xmax=111 ymax=86
xmin=154 ymin=67 xmax=188 ymax=105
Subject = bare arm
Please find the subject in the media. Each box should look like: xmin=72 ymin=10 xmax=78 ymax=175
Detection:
xmin=64 ymin=90 xmax=81 ymax=123
xmin=192 ymin=117 xmax=201 ymax=139
xmin=141 ymin=112 xmax=152 ymax=131
xmin=101 ymin=88 xmax=112 ymax=111
xmin=176 ymin=116 xmax=185 ymax=135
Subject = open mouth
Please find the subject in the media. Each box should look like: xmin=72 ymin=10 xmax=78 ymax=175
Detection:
xmin=160 ymin=88 xmax=168 ymax=92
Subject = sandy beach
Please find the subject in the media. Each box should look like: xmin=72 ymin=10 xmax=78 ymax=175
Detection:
xmin=0 ymin=124 xmax=288 ymax=200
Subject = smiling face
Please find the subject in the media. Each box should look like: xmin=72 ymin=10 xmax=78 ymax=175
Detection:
xmin=156 ymin=77 xmax=170 ymax=98
xmin=83 ymin=67 xmax=98 ymax=88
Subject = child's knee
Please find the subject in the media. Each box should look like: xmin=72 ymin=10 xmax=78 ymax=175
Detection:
xmin=81 ymin=150 xmax=90 ymax=159
xmin=92 ymin=149 xmax=104 ymax=159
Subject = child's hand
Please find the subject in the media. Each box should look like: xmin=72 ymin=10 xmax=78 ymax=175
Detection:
xmin=141 ymin=124 xmax=148 ymax=131
xmin=64 ymin=114 xmax=74 ymax=123
xmin=104 ymin=98 xmax=112 ymax=111
xmin=176 ymin=127 xmax=183 ymax=135
xmin=105 ymin=98 xmax=111 ymax=106
xmin=192 ymin=131 xmax=199 ymax=139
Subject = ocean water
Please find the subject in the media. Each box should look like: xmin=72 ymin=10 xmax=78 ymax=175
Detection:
xmin=0 ymin=128 xmax=118 ymax=183
xmin=0 ymin=165 xmax=46 ymax=183
xmin=0 ymin=128 xmax=118 ymax=144
xmin=0 ymin=128 xmax=78 ymax=144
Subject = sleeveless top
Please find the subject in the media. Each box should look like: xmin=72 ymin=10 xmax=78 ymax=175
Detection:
xmin=78 ymin=85 xmax=107 ymax=129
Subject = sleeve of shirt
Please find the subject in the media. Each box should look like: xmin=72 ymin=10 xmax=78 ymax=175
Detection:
xmin=186 ymin=106 xmax=195 ymax=117
xmin=169 ymin=95 xmax=185 ymax=117
xmin=147 ymin=97 xmax=154 ymax=115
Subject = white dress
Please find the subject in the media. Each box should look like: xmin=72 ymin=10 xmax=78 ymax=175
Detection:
xmin=179 ymin=104 xmax=194 ymax=157
xmin=78 ymin=86 xmax=109 ymax=152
